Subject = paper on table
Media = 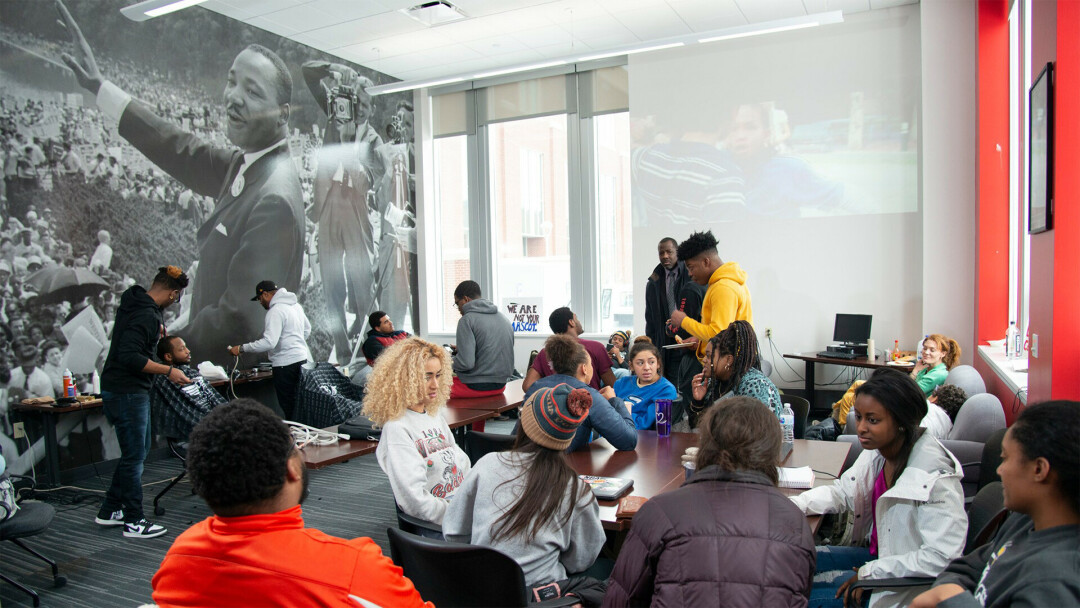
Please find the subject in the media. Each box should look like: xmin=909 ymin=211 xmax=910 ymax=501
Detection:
xmin=62 ymin=306 xmax=107 ymax=347
xmin=61 ymin=326 xmax=104 ymax=374
xmin=777 ymin=466 xmax=816 ymax=489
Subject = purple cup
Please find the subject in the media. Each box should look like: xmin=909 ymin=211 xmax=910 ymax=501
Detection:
xmin=655 ymin=399 xmax=672 ymax=437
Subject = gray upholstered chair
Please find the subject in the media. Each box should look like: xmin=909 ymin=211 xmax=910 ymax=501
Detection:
xmin=949 ymin=393 xmax=1006 ymax=443
xmin=944 ymin=365 xmax=987 ymax=396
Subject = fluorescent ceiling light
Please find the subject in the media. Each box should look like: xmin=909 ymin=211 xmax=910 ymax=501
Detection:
xmin=473 ymin=60 xmax=567 ymax=80
xmin=699 ymin=21 xmax=821 ymax=44
xmin=120 ymin=0 xmax=208 ymax=21
xmin=370 ymin=76 xmax=465 ymax=96
xmin=577 ymin=42 xmax=685 ymax=63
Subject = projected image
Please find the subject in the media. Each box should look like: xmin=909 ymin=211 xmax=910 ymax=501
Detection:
xmin=630 ymin=9 xmax=919 ymax=225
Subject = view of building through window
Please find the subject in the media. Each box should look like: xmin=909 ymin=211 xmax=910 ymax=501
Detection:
xmin=595 ymin=112 xmax=633 ymax=335
xmin=433 ymin=134 xmax=470 ymax=333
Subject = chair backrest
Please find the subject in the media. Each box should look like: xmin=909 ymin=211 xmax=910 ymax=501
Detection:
xmin=977 ymin=427 xmax=1007 ymax=490
xmin=464 ymin=430 xmax=517 ymax=466
xmin=387 ymin=527 xmax=528 ymax=607
xmin=944 ymin=365 xmax=986 ymax=396
xmin=940 ymin=439 xmax=985 ymax=500
xmin=950 ymin=393 xmax=1006 ymax=443
xmin=394 ymin=502 xmax=442 ymax=536
xmin=759 ymin=357 xmax=773 ymax=378
xmin=965 ymin=481 xmax=1005 ymax=551
xmin=846 ymin=410 xmax=857 ymax=435
xmin=783 ymin=395 xmax=810 ymax=439
xmin=837 ymin=434 xmax=863 ymax=474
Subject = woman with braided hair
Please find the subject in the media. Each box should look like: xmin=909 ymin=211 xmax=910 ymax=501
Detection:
xmin=688 ymin=320 xmax=782 ymax=425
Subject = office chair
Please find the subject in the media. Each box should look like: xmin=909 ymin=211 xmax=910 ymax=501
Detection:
xmin=1 ymin=501 xmax=67 ymax=607
xmin=463 ymin=430 xmax=516 ymax=465
xmin=783 ymin=395 xmax=810 ymax=439
xmin=944 ymin=365 xmax=986 ymax=396
xmin=394 ymin=501 xmax=443 ymax=537
xmin=386 ymin=528 xmax=579 ymax=607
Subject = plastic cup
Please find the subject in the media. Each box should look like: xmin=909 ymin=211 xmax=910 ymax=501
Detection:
xmin=655 ymin=399 xmax=672 ymax=437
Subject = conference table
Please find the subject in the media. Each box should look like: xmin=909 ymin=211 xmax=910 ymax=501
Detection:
xmin=301 ymin=407 xmax=504 ymax=469
xmin=782 ymin=352 xmax=914 ymax=406
xmin=566 ymin=431 xmax=851 ymax=532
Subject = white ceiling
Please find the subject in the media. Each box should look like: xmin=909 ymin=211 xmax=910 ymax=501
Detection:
xmin=200 ymin=0 xmax=917 ymax=82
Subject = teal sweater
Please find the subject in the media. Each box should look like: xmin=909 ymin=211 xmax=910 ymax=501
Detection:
xmin=914 ymin=362 xmax=948 ymax=396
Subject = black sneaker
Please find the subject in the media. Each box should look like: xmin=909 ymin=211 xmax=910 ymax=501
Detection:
xmin=123 ymin=518 xmax=167 ymax=539
xmin=94 ymin=509 xmax=125 ymax=526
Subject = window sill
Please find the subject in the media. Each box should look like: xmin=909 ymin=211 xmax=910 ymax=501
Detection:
xmin=977 ymin=345 xmax=1028 ymax=404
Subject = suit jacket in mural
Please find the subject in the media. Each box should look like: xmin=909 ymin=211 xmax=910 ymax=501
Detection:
xmin=118 ymin=101 xmax=305 ymax=366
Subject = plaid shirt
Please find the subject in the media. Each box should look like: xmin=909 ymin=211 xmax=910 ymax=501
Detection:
xmin=150 ymin=366 xmax=227 ymax=441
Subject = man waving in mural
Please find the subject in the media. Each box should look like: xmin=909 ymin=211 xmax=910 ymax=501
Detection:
xmin=57 ymin=0 xmax=305 ymax=367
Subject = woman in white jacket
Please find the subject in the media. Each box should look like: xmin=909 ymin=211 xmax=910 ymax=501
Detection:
xmin=792 ymin=369 xmax=967 ymax=608
xmin=364 ymin=338 xmax=470 ymax=534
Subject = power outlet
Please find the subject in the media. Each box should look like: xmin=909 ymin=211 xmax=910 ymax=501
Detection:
xmin=1031 ymin=333 xmax=1039 ymax=358
xmin=764 ymin=327 xmax=773 ymax=339
xmin=13 ymin=422 xmax=25 ymax=439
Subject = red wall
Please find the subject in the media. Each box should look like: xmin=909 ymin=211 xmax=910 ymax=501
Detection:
xmin=976 ymin=0 xmax=1014 ymax=414
xmin=977 ymin=0 xmax=1080 ymax=411
xmin=1047 ymin=0 xmax=1080 ymax=399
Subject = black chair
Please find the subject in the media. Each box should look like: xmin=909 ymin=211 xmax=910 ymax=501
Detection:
xmin=464 ymin=430 xmax=516 ymax=465
xmin=0 ymin=502 xmax=67 ymax=607
xmin=394 ymin=501 xmax=442 ymax=537
xmin=978 ymin=428 xmax=1006 ymax=490
xmin=846 ymin=482 xmax=1006 ymax=603
xmin=153 ymin=438 xmax=190 ymax=516
xmin=386 ymin=528 xmax=579 ymax=607
xmin=784 ymin=395 xmax=810 ymax=439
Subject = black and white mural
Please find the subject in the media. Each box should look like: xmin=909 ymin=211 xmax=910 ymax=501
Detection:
xmin=0 ymin=0 xmax=416 ymax=475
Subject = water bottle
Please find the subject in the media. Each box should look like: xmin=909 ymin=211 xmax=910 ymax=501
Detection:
xmin=781 ymin=403 xmax=795 ymax=445
xmin=63 ymin=369 xmax=76 ymax=398
xmin=1005 ymin=322 xmax=1018 ymax=360
xmin=916 ymin=334 xmax=928 ymax=363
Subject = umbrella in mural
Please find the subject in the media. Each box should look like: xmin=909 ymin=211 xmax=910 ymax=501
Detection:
xmin=25 ymin=266 xmax=110 ymax=305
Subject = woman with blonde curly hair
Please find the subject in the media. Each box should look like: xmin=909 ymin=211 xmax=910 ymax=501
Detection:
xmin=366 ymin=338 xmax=470 ymax=531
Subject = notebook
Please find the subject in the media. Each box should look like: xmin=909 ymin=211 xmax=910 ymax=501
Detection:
xmin=579 ymin=475 xmax=634 ymax=500
xmin=777 ymin=466 xmax=815 ymax=489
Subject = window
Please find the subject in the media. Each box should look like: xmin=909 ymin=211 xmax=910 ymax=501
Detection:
xmin=431 ymin=134 xmax=470 ymax=333
xmin=425 ymin=66 xmax=630 ymax=335
xmin=1008 ymin=0 xmax=1032 ymax=341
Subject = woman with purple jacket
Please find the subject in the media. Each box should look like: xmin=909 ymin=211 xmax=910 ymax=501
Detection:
xmin=604 ymin=397 xmax=815 ymax=607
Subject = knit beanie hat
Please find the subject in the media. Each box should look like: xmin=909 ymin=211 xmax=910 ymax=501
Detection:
xmin=520 ymin=383 xmax=592 ymax=450
xmin=610 ymin=330 xmax=630 ymax=345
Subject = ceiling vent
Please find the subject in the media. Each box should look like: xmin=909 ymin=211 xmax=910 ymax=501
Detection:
xmin=402 ymin=1 xmax=467 ymax=26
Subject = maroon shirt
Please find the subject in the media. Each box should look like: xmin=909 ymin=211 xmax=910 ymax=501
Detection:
xmin=530 ymin=337 xmax=613 ymax=389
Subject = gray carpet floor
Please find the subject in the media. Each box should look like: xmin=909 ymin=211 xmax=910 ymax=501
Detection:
xmin=1 ymin=419 xmax=516 ymax=607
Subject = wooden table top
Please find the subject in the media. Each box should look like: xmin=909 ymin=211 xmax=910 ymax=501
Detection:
xmin=783 ymin=352 xmax=916 ymax=371
xmin=442 ymin=407 xmax=497 ymax=429
xmin=13 ymin=397 xmax=103 ymax=414
xmin=567 ymin=432 xmax=850 ymax=531
xmin=446 ymin=379 xmax=526 ymax=414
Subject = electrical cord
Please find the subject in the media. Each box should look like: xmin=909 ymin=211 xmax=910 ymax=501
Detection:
xmin=767 ymin=337 xmax=805 ymax=383
xmin=285 ymin=420 xmax=348 ymax=450
xmin=229 ymin=353 xmax=241 ymax=399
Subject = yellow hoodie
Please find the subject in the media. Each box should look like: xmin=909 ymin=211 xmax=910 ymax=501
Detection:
xmin=680 ymin=262 xmax=753 ymax=361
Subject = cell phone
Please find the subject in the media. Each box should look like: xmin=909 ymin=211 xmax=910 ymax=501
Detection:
xmin=606 ymin=343 xmax=615 ymax=351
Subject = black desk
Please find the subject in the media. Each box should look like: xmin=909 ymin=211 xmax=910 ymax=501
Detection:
xmin=782 ymin=352 xmax=912 ymax=406
xmin=13 ymin=398 xmax=103 ymax=487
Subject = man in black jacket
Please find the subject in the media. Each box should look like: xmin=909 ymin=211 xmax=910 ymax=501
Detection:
xmin=96 ymin=266 xmax=190 ymax=539
xmin=644 ymin=237 xmax=690 ymax=384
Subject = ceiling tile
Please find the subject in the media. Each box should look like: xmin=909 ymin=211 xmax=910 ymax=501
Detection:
xmin=463 ymin=34 xmax=533 ymax=56
xmin=304 ymin=10 xmax=419 ymax=49
xmin=349 ymin=29 xmax=456 ymax=59
xmin=613 ymin=5 xmax=692 ymax=40
xmin=438 ymin=11 xmax=550 ymax=42
xmin=512 ymin=24 xmax=575 ymax=49
xmin=732 ymin=0 xmax=806 ymax=22
xmin=668 ymin=0 xmax=747 ymax=31
xmin=200 ymin=0 xmax=263 ymax=21
xmin=259 ymin=4 xmax=341 ymax=32
xmin=247 ymin=15 xmax=302 ymax=36
xmin=825 ymin=0 xmax=871 ymax=13
xmin=559 ymin=13 xmax=634 ymax=40
xmin=304 ymin=0 xmax=392 ymax=22
xmin=225 ymin=0 xmax=302 ymax=17
xmin=869 ymin=0 xmax=917 ymax=8
xmin=450 ymin=0 xmax=556 ymax=19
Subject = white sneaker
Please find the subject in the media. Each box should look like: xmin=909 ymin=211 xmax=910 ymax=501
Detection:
xmin=123 ymin=518 xmax=168 ymax=539
xmin=94 ymin=509 xmax=125 ymax=526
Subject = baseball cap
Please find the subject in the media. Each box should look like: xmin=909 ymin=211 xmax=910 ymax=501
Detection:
xmin=251 ymin=280 xmax=278 ymax=301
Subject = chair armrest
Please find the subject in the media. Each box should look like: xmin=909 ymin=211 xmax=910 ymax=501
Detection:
xmin=845 ymin=576 xmax=935 ymax=602
xmin=535 ymin=596 xmax=586 ymax=607
xmin=396 ymin=510 xmax=443 ymax=533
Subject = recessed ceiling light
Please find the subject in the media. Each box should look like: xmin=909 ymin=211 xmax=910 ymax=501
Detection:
xmin=402 ymin=1 xmax=467 ymax=27
xmin=120 ymin=0 xmax=209 ymax=21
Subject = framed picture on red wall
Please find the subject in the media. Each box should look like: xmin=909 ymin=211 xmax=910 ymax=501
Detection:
xmin=1028 ymin=61 xmax=1053 ymax=234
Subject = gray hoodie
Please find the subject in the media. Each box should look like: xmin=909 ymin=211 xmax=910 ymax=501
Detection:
xmin=453 ymin=298 xmax=515 ymax=385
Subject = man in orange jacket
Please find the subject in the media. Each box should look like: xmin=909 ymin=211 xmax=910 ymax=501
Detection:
xmin=151 ymin=398 xmax=431 ymax=607
xmin=667 ymin=230 xmax=754 ymax=363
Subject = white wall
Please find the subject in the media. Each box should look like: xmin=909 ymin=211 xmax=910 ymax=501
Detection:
xmin=920 ymin=0 xmax=977 ymax=364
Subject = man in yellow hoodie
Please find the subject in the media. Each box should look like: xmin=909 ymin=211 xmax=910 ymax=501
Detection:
xmin=668 ymin=231 xmax=753 ymax=362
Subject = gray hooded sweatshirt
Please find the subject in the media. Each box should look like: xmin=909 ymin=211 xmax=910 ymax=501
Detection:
xmin=453 ymin=298 xmax=515 ymax=386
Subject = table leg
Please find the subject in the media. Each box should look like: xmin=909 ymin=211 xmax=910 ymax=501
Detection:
xmin=41 ymin=411 xmax=61 ymax=488
xmin=805 ymin=361 xmax=816 ymax=409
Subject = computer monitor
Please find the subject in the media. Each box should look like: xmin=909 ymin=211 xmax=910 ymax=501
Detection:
xmin=834 ymin=314 xmax=872 ymax=344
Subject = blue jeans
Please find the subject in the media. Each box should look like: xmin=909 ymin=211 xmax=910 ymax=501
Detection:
xmin=810 ymin=546 xmax=871 ymax=608
xmin=100 ymin=391 xmax=151 ymax=522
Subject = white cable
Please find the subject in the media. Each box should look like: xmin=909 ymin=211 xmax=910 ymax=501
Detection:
xmin=284 ymin=420 xmax=347 ymax=450
xmin=228 ymin=353 xmax=240 ymax=399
